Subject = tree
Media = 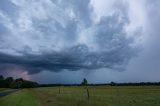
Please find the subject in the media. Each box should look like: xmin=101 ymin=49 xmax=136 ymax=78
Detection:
xmin=0 ymin=75 xmax=4 ymax=80
xmin=4 ymin=77 xmax=14 ymax=87
xmin=81 ymin=78 xmax=88 ymax=85
xmin=15 ymin=78 xmax=24 ymax=82
xmin=14 ymin=78 xmax=24 ymax=88
xmin=5 ymin=77 xmax=14 ymax=82
xmin=0 ymin=75 xmax=38 ymax=88
xmin=110 ymin=81 xmax=116 ymax=86
xmin=10 ymin=81 xmax=19 ymax=88
xmin=0 ymin=75 xmax=5 ymax=87
xmin=21 ymin=81 xmax=38 ymax=88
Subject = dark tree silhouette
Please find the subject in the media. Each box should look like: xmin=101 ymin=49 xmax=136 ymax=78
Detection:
xmin=0 ymin=75 xmax=5 ymax=87
xmin=5 ymin=77 xmax=14 ymax=87
xmin=0 ymin=75 xmax=4 ymax=80
xmin=110 ymin=81 xmax=116 ymax=86
xmin=81 ymin=78 xmax=88 ymax=85
xmin=0 ymin=75 xmax=38 ymax=88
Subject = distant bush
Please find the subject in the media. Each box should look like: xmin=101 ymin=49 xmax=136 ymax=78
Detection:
xmin=81 ymin=78 xmax=88 ymax=85
xmin=0 ymin=75 xmax=38 ymax=88
xmin=110 ymin=82 xmax=116 ymax=86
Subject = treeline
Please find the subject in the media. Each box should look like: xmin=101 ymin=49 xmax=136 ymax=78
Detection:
xmin=39 ymin=79 xmax=160 ymax=87
xmin=109 ymin=82 xmax=160 ymax=86
xmin=0 ymin=75 xmax=38 ymax=88
xmin=39 ymin=82 xmax=160 ymax=87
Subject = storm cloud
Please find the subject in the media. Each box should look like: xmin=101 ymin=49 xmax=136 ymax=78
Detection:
xmin=0 ymin=0 xmax=139 ymax=75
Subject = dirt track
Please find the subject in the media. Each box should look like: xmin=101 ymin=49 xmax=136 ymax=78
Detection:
xmin=0 ymin=89 xmax=18 ymax=97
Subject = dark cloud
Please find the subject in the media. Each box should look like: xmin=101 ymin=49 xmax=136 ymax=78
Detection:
xmin=0 ymin=41 xmax=136 ymax=75
xmin=0 ymin=0 xmax=159 ymax=84
xmin=0 ymin=0 xmax=139 ymax=76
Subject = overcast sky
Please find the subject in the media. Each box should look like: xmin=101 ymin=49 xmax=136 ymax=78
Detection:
xmin=0 ymin=0 xmax=160 ymax=84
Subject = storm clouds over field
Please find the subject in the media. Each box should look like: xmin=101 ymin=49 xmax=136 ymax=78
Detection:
xmin=0 ymin=0 xmax=160 ymax=83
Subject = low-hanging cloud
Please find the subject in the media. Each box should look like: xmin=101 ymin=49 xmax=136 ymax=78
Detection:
xmin=0 ymin=0 xmax=140 ymax=75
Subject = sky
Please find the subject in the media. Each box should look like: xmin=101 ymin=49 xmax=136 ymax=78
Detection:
xmin=0 ymin=0 xmax=160 ymax=84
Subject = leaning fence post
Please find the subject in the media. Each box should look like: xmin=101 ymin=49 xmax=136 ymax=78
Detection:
xmin=86 ymin=88 xmax=90 ymax=100
xmin=59 ymin=87 xmax=60 ymax=94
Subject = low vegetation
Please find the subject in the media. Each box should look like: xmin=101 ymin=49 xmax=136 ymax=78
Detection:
xmin=0 ymin=86 xmax=160 ymax=106
xmin=0 ymin=75 xmax=38 ymax=88
xmin=1 ymin=77 xmax=160 ymax=106
xmin=0 ymin=88 xmax=8 ymax=92
xmin=0 ymin=89 xmax=37 ymax=106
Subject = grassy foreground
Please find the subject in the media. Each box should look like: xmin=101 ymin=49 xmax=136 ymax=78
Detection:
xmin=0 ymin=86 xmax=160 ymax=106
xmin=0 ymin=89 xmax=37 ymax=106
xmin=0 ymin=88 xmax=8 ymax=92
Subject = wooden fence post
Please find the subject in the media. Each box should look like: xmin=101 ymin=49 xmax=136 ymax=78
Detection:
xmin=59 ymin=87 xmax=60 ymax=94
xmin=86 ymin=88 xmax=90 ymax=100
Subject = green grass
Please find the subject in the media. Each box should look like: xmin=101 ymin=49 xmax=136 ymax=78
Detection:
xmin=31 ymin=86 xmax=160 ymax=106
xmin=0 ymin=89 xmax=38 ymax=106
xmin=0 ymin=88 xmax=8 ymax=92
xmin=0 ymin=86 xmax=160 ymax=106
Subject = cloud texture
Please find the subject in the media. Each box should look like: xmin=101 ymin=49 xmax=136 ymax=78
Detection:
xmin=0 ymin=0 xmax=140 ymax=75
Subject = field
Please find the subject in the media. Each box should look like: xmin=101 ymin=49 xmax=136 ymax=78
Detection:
xmin=0 ymin=88 xmax=8 ymax=92
xmin=0 ymin=86 xmax=160 ymax=106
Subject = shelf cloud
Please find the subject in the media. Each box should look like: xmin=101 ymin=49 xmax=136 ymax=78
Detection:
xmin=0 ymin=0 xmax=160 ymax=83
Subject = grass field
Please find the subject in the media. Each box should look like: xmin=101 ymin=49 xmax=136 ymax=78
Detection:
xmin=0 ymin=88 xmax=8 ymax=92
xmin=0 ymin=86 xmax=160 ymax=106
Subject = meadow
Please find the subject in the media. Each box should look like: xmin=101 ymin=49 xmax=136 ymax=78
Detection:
xmin=0 ymin=86 xmax=160 ymax=106
xmin=0 ymin=88 xmax=7 ymax=92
